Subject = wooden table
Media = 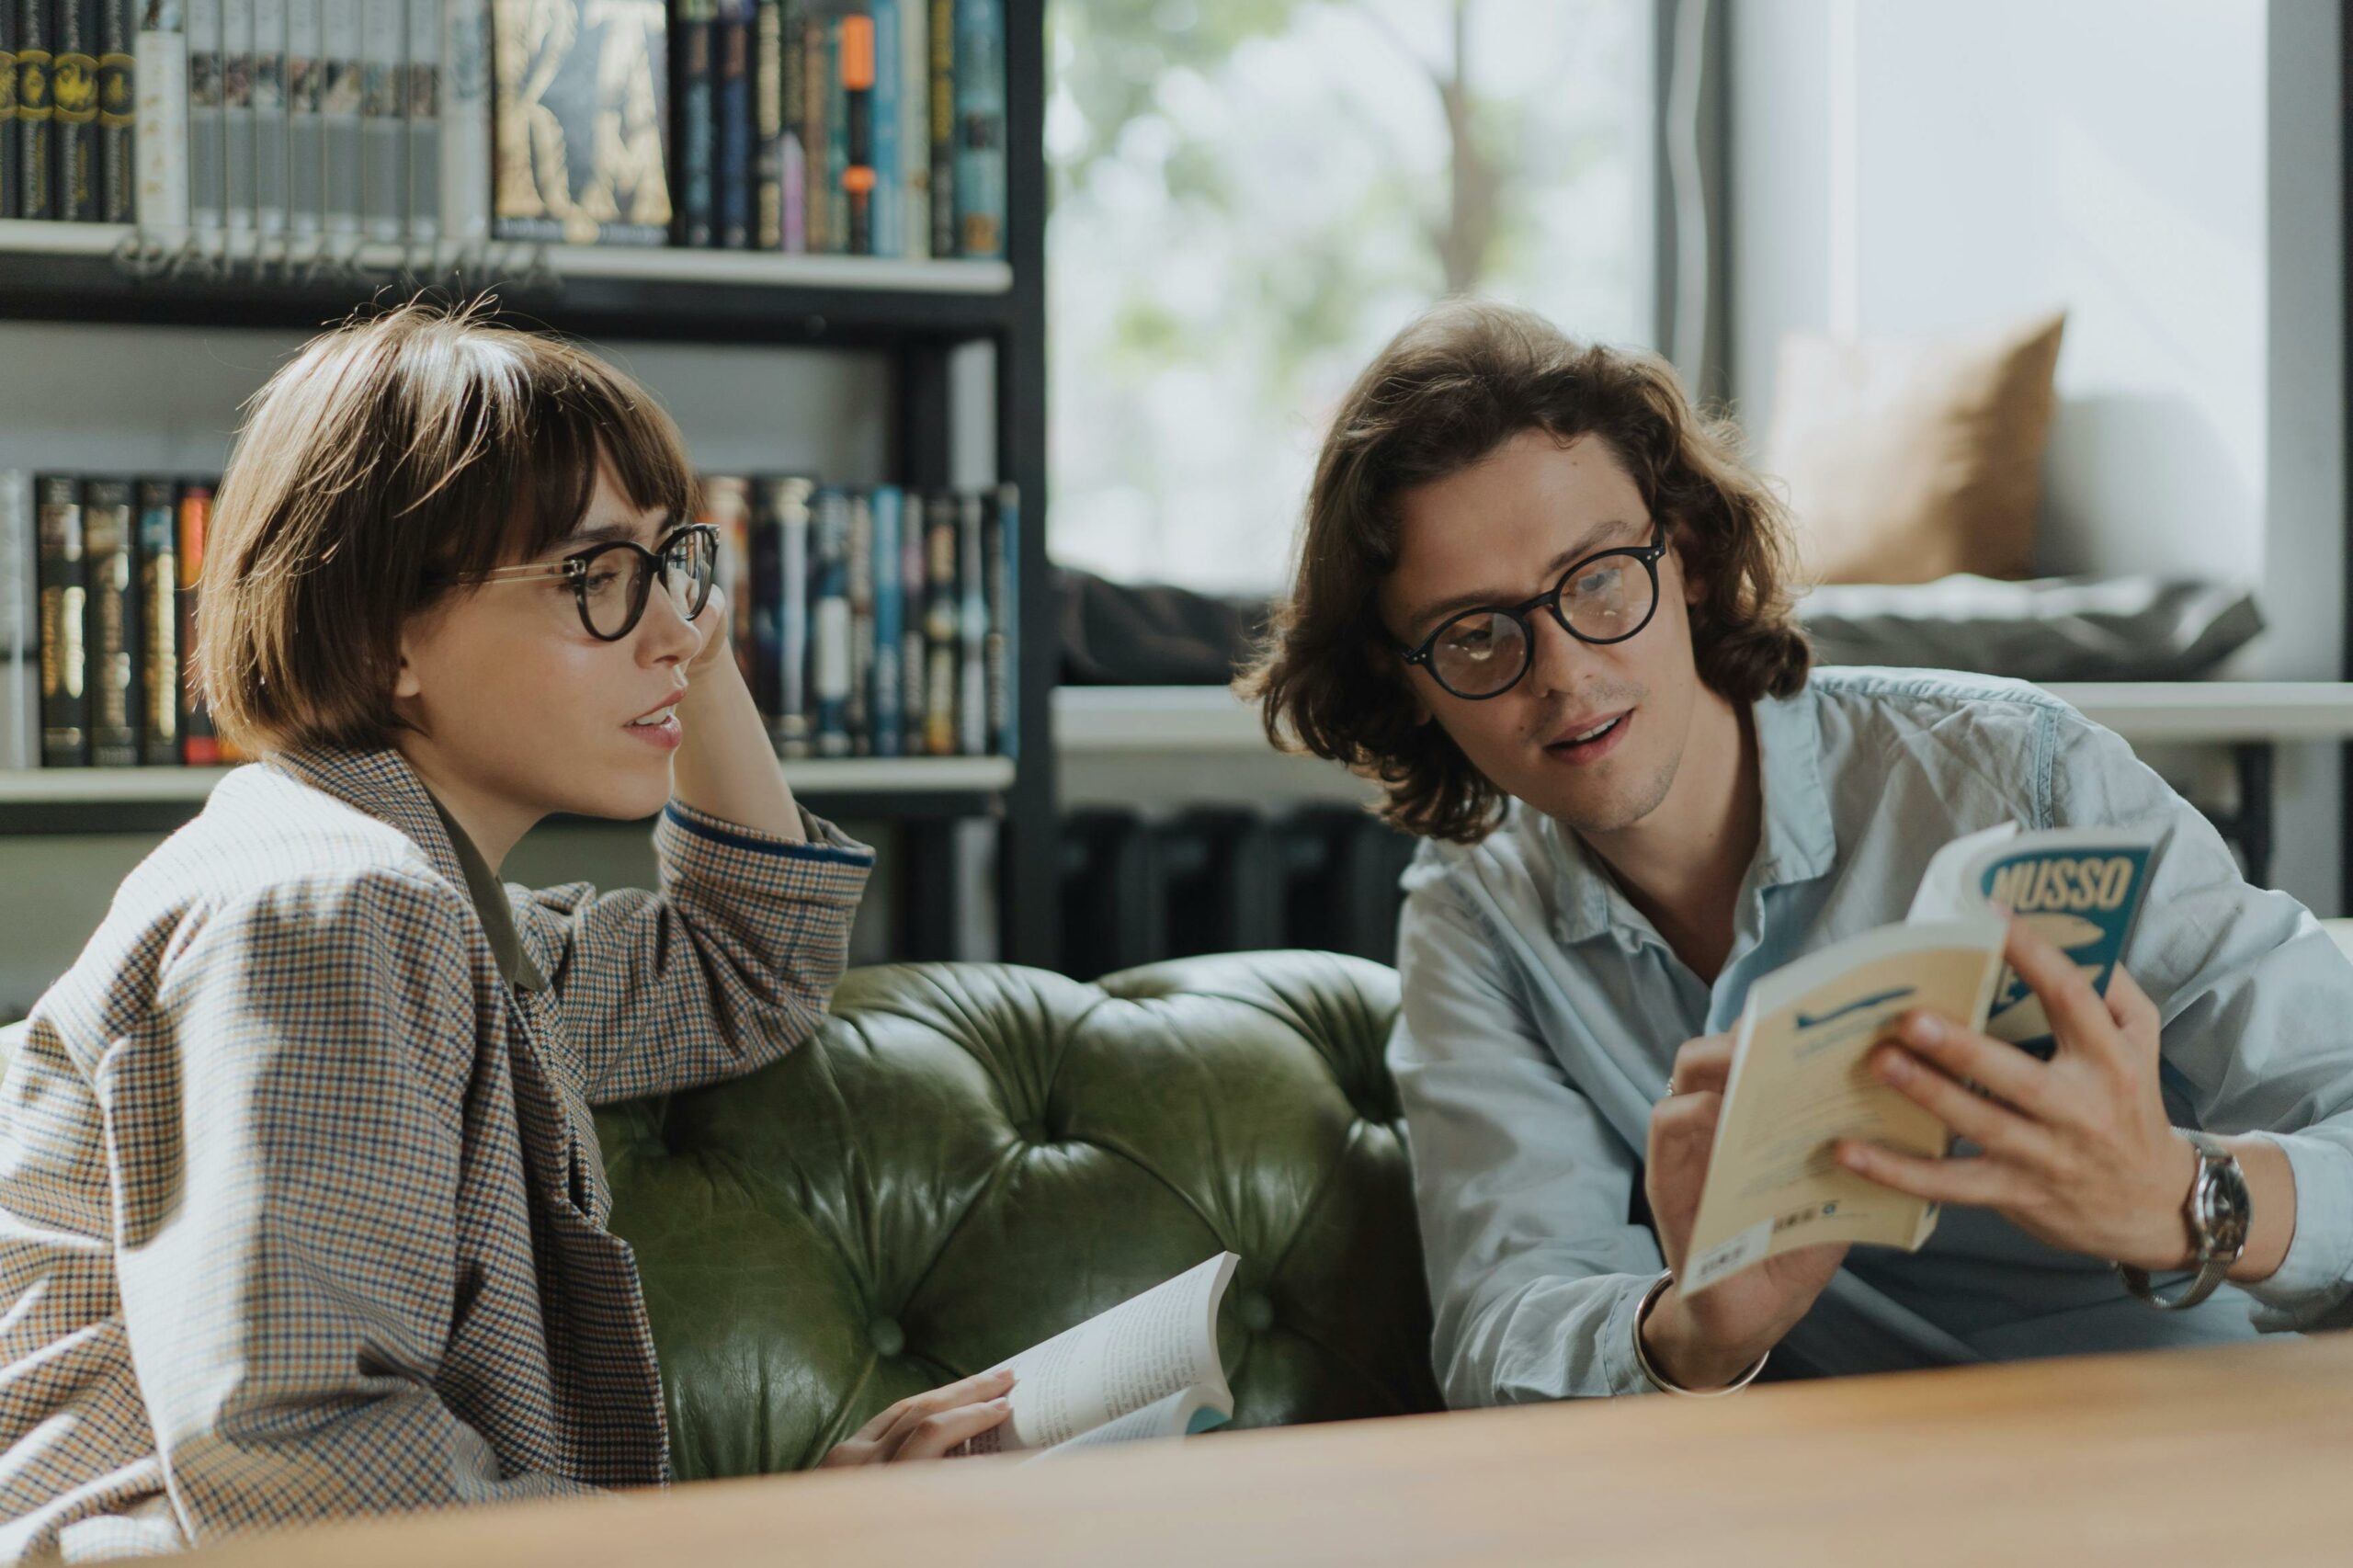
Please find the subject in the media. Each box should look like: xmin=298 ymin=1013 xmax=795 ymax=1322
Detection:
xmin=195 ymin=1334 xmax=2353 ymax=1568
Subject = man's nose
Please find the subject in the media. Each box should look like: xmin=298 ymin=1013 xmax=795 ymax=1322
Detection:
xmin=1525 ymin=605 xmax=1594 ymax=697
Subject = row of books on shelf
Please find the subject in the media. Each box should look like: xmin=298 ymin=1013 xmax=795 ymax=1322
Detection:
xmin=0 ymin=470 xmax=1018 ymax=772
xmin=0 ymin=0 xmax=1006 ymax=260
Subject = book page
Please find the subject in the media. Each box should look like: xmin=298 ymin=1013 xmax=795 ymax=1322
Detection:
xmin=1024 ymin=1387 xmax=1232 ymax=1461
xmin=1684 ymin=920 xmax=2004 ymax=1294
xmin=960 ymin=1252 xmax=1236 ymax=1455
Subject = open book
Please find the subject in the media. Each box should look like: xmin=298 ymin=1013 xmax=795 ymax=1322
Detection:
xmin=957 ymin=1252 xmax=1238 ymax=1460
xmin=1683 ymin=822 xmax=2157 ymax=1295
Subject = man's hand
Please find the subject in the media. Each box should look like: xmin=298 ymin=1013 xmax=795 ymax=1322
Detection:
xmin=816 ymin=1369 xmax=1016 ymax=1466
xmin=1642 ymin=1033 xmax=1847 ymax=1389
xmin=1833 ymin=919 xmax=2198 ymax=1271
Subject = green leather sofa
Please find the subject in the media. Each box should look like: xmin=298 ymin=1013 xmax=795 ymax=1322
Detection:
xmin=0 ymin=949 xmax=1442 ymax=1482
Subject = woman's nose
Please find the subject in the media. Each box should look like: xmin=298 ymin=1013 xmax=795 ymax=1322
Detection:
xmin=638 ymin=577 xmax=710 ymax=665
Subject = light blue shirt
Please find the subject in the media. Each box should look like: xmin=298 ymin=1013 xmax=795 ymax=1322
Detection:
xmin=1390 ymin=667 xmax=2353 ymax=1404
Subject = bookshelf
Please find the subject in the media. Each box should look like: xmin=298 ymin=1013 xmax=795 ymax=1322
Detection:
xmin=0 ymin=2 xmax=1059 ymax=971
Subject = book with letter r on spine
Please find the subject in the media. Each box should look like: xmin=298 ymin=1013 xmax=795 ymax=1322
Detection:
xmin=955 ymin=1252 xmax=1239 ymax=1460
xmin=1683 ymin=821 xmax=2158 ymax=1296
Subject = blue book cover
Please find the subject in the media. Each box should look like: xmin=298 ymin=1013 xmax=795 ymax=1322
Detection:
xmin=714 ymin=0 xmax=750 ymax=247
xmin=870 ymin=484 xmax=904 ymax=756
xmin=868 ymin=0 xmax=901 ymax=256
xmin=809 ymin=484 xmax=851 ymax=757
xmin=1908 ymin=823 xmax=2161 ymax=1060
xmin=949 ymin=0 xmax=1002 ymax=257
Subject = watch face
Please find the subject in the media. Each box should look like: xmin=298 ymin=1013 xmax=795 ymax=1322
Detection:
xmin=2205 ymin=1159 xmax=2253 ymax=1255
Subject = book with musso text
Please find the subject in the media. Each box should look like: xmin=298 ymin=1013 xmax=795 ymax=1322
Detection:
xmin=956 ymin=1252 xmax=1240 ymax=1460
xmin=1683 ymin=820 xmax=2160 ymax=1295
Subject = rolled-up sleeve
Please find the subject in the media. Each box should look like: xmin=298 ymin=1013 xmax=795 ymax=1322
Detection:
xmin=2049 ymin=713 xmax=2353 ymax=1330
xmin=517 ymin=801 xmax=875 ymax=1106
xmin=1391 ymin=886 xmax=1665 ymax=1405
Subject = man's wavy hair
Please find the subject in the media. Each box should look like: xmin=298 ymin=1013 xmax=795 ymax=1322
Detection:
xmin=1239 ymin=300 xmax=1811 ymax=845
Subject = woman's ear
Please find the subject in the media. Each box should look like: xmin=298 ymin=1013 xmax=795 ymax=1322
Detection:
xmin=393 ymin=624 xmax=425 ymax=701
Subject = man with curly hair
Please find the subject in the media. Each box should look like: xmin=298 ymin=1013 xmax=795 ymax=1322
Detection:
xmin=1244 ymin=301 xmax=2353 ymax=1402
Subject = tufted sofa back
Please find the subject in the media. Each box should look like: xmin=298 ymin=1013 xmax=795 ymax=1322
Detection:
xmin=0 ymin=949 xmax=1440 ymax=1480
xmin=594 ymin=949 xmax=1440 ymax=1477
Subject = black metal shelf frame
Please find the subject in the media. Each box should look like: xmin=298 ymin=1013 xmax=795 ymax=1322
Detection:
xmin=0 ymin=0 xmax=1060 ymax=970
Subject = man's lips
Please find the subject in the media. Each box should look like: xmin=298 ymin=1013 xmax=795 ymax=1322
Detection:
xmin=1546 ymin=709 xmax=1631 ymax=748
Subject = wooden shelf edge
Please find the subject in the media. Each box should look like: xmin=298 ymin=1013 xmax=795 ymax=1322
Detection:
xmin=0 ymin=222 xmax=1014 ymax=296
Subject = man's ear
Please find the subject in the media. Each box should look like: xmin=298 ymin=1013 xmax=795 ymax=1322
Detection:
xmin=1665 ymin=514 xmax=1705 ymax=608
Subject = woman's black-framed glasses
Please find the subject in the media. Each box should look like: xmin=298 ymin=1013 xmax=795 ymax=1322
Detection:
xmin=472 ymin=523 xmax=721 ymax=642
xmin=1398 ymin=522 xmax=1668 ymax=700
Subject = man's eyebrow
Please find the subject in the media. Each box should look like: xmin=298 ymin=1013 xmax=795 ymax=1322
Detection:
xmin=1405 ymin=517 xmax=1640 ymax=634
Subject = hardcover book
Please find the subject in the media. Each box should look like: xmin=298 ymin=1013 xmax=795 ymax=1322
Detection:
xmin=55 ymin=0 xmax=97 ymax=221
xmin=809 ymin=483 xmax=850 ymax=756
xmin=714 ymin=0 xmax=748 ymax=247
xmin=955 ymin=487 xmax=983 ymax=755
xmin=187 ymin=0 xmax=222 ymax=229
xmin=135 ymin=477 xmax=178 ymax=765
xmin=98 ymin=0 xmax=134 ymax=221
xmin=358 ymin=0 xmax=403 ymax=241
xmin=1 ymin=470 xmax=32 ymax=771
xmin=176 ymin=482 xmax=217 ymax=765
xmin=1 ymin=5 xmax=18 ymax=218
xmin=250 ymin=0 xmax=286 ymax=233
xmin=844 ymin=486 xmax=871 ymax=753
xmin=757 ymin=472 xmax=813 ymax=756
xmin=949 ymin=0 xmax=1001 ymax=257
xmin=283 ymin=0 xmax=317 ymax=233
xmin=749 ymin=0 xmax=778 ymax=247
xmin=404 ymin=0 xmax=438 ymax=242
xmin=221 ymin=0 xmax=250 ymax=233
xmin=317 ymin=0 xmax=356 ymax=234
xmin=82 ymin=478 xmax=137 ymax=767
xmin=670 ymin=0 xmax=712 ymax=245
xmin=869 ymin=483 xmax=902 ymax=756
xmin=491 ymin=0 xmax=671 ymax=244
xmin=921 ymin=490 xmax=954 ymax=756
xmin=20 ymin=0 xmax=54 ymax=220
xmin=983 ymin=481 xmax=1013 ymax=757
xmin=134 ymin=0 xmax=188 ymax=230
xmin=440 ymin=0 xmax=489 ymax=243
xmin=35 ymin=474 xmax=87 ymax=769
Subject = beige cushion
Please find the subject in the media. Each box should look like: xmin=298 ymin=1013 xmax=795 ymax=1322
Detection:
xmin=1765 ymin=311 xmax=2067 ymax=585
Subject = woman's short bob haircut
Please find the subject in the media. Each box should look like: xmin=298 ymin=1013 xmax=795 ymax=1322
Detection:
xmin=1240 ymin=299 xmax=1811 ymax=845
xmin=197 ymin=300 xmax=697 ymax=756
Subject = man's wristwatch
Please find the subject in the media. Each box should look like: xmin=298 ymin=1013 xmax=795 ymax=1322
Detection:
xmin=2116 ymin=1130 xmax=2250 ymax=1311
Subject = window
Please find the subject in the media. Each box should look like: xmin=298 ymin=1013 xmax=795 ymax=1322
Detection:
xmin=1046 ymin=0 xmax=1658 ymax=592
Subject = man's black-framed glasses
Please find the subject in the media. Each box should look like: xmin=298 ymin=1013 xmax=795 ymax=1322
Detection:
xmin=472 ymin=523 xmax=721 ymax=642
xmin=1397 ymin=522 xmax=1668 ymax=700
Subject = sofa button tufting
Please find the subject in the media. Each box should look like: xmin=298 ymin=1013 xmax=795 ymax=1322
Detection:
xmin=1238 ymin=1292 xmax=1275 ymax=1334
xmin=869 ymin=1318 xmax=905 ymax=1358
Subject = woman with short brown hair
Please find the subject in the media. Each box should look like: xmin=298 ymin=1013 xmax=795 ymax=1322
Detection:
xmin=0 ymin=304 xmax=1008 ymax=1560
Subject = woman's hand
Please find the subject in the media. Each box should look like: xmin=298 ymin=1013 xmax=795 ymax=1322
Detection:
xmin=683 ymin=585 xmax=733 ymax=679
xmin=1641 ymin=1033 xmax=1848 ymax=1390
xmin=816 ymin=1368 xmax=1017 ymax=1466
xmin=1835 ymin=918 xmax=2197 ymax=1272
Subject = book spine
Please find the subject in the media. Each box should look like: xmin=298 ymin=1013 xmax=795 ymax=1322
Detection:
xmin=899 ymin=0 xmax=923 ymax=257
xmin=868 ymin=0 xmax=896 ymax=257
xmin=845 ymin=487 xmax=871 ymax=754
xmin=897 ymin=477 xmax=924 ymax=752
xmin=249 ymin=0 xmax=283 ymax=233
xmin=186 ymin=0 xmax=220 ymax=231
xmin=673 ymin=0 xmax=713 ymax=247
xmin=749 ymin=0 xmax=778 ymax=247
xmin=714 ymin=0 xmax=748 ymax=247
xmin=403 ymin=0 xmax=434 ymax=243
xmin=55 ymin=0 xmax=98 ymax=222
xmin=438 ymin=0 xmax=485 ymax=244
xmin=0 ymin=3 xmax=17 ymax=219
xmin=19 ymin=0 xmax=52 ymax=220
xmin=838 ymin=9 xmax=870 ymax=256
xmin=820 ymin=14 xmax=844 ymax=250
xmin=97 ymin=0 xmax=131 ymax=220
xmin=748 ymin=475 xmax=780 ymax=722
xmin=135 ymin=477 xmax=178 ymax=765
xmin=0 ymin=469 xmax=30 ymax=771
xmin=869 ymin=483 xmax=901 ymax=757
xmin=282 ymin=0 xmax=315 ymax=234
xmin=921 ymin=491 xmax=954 ymax=756
xmin=955 ymin=488 xmax=983 ymax=755
xmin=132 ymin=1 xmax=186 ymax=229
xmin=35 ymin=474 xmax=86 ymax=768
xmin=770 ymin=474 xmax=812 ymax=756
xmin=925 ymin=0 xmax=949 ymax=257
xmin=315 ymin=0 xmax=352 ymax=233
xmin=778 ymin=0 xmax=802 ymax=250
xmin=357 ymin=0 xmax=400 ymax=241
xmin=699 ymin=474 xmax=753 ymax=686
xmin=797 ymin=7 xmax=823 ymax=251
xmin=984 ymin=481 xmax=1014 ymax=757
xmin=175 ymin=482 xmax=214 ymax=764
xmin=220 ymin=0 xmax=249 ymax=233
xmin=82 ymin=478 xmax=136 ymax=767
xmin=809 ymin=485 xmax=849 ymax=757
xmin=949 ymin=0 xmax=1000 ymax=258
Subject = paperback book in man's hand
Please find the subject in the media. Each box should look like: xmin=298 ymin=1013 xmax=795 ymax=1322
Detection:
xmin=956 ymin=1252 xmax=1238 ymax=1460
xmin=1682 ymin=822 xmax=2158 ymax=1295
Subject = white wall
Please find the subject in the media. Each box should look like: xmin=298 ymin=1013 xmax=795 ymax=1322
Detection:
xmin=1728 ymin=0 xmax=2344 ymax=913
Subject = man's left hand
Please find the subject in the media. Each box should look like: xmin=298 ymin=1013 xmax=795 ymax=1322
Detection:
xmin=1834 ymin=918 xmax=2198 ymax=1273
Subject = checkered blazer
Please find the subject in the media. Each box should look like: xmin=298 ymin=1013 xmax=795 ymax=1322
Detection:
xmin=0 ymin=745 xmax=873 ymax=1561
